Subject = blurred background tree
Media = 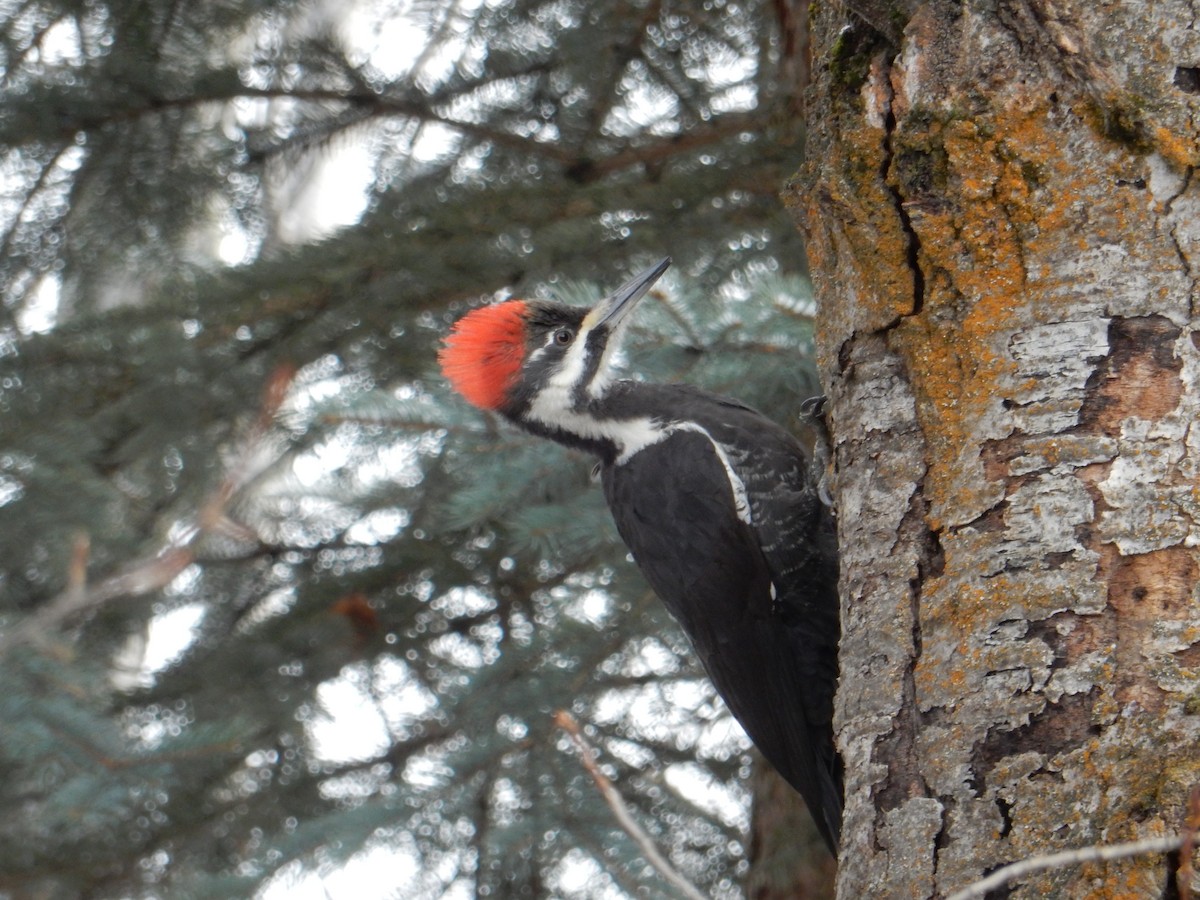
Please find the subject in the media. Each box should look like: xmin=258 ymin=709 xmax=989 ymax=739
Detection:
xmin=0 ymin=0 xmax=829 ymax=896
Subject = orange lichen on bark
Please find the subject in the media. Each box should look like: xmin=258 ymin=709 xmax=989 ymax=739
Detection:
xmin=797 ymin=0 xmax=1200 ymax=892
xmin=888 ymin=87 xmax=1192 ymax=538
xmin=889 ymin=99 xmax=1091 ymax=518
xmin=791 ymin=53 xmax=919 ymax=355
xmin=998 ymin=710 xmax=1198 ymax=898
xmin=878 ymin=84 xmax=1200 ymax=895
xmin=1151 ymin=125 xmax=1200 ymax=171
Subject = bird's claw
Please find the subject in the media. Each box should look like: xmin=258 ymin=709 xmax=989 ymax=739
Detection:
xmin=802 ymin=395 xmax=835 ymax=509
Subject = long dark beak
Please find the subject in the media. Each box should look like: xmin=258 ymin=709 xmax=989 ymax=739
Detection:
xmin=592 ymin=257 xmax=671 ymax=329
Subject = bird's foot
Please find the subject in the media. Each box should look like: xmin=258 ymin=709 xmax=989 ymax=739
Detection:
xmin=802 ymin=395 xmax=835 ymax=509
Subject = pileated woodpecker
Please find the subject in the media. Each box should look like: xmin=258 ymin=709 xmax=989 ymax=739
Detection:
xmin=439 ymin=258 xmax=843 ymax=852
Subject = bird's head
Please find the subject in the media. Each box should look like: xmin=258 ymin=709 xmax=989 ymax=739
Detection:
xmin=439 ymin=258 xmax=670 ymax=420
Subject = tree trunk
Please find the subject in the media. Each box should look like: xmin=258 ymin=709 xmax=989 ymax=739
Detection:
xmin=790 ymin=1 xmax=1200 ymax=896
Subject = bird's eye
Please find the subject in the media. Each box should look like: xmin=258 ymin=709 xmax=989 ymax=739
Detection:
xmin=554 ymin=328 xmax=573 ymax=345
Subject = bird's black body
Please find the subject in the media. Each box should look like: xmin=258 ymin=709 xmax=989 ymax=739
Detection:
xmin=599 ymin=383 xmax=842 ymax=851
xmin=440 ymin=258 xmax=843 ymax=852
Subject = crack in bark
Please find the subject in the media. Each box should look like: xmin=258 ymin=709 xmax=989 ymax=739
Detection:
xmin=861 ymin=50 xmax=946 ymax=832
xmin=879 ymin=74 xmax=926 ymax=317
xmin=1163 ymin=165 xmax=1195 ymax=214
xmin=973 ymin=687 xmax=1101 ymax=788
xmin=1163 ymin=167 xmax=1197 ymax=314
xmin=873 ymin=485 xmax=942 ymax=823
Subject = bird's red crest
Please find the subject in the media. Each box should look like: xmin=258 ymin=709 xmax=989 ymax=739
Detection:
xmin=439 ymin=300 xmax=529 ymax=410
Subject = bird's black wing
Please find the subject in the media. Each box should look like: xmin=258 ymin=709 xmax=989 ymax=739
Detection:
xmin=602 ymin=428 xmax=842 ymax=851
xmin=721 ymin=417 xmax=843 ymax=849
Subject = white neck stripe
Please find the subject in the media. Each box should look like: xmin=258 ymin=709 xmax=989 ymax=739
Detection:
xmin=525 ymin=386 xmax=667 ymax=462
xmin=523 ymin=399 xmax=752 ymax=525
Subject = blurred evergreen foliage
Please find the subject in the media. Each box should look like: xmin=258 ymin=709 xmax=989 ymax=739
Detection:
xmin=0 ymin=0 xmax=822 ymax=896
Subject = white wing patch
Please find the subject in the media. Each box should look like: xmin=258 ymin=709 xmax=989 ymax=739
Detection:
xmin=672 ymin=423 xmax=753 ymax=525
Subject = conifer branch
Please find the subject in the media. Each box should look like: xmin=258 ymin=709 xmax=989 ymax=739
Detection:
xmin=407 ymin=0 xmax=466 ymax=84
xmin=0 ymin=142 xmax=73 ymax=290
xmin=584 ymin=111 xmax=762 ymax=179
xmin=554 ymin=710 xmax=706 ymax=900
xmin=0 ymin=365 xmax=296 ymax=656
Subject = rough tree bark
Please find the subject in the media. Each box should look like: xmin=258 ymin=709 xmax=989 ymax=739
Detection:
xmin=790 ymin=0 xmax=1200 ymax=897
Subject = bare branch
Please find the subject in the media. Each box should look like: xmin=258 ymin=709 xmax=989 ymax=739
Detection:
xmin=553 ymin=710 xmax=706 ymax=900
xmin=945 ymin=834 xmax=1187 ymax=900
xmin=1180 ymin=786 xmax=1200 ymax=900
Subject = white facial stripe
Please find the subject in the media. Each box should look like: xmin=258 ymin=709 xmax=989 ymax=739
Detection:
xmin=535 ymin=319 xmax=620 ymax=402
xmin=527 ymin=320 xmax=666 ymax=459
xmin=586 ymin=319 xmax=627 ymax=400
xmin=526 ymin=326 xmax=575 ymax=367
xmin=547 ymin=328 xmax=591 ymax=393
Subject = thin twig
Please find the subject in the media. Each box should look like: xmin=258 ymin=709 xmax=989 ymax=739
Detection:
xmin=1180 ymin=786 xmax=1200 ymax=900
xmin=945 ymin=834 xmax=1186 ymax=900
xmin=553 ymin=711 xmax=707 ymax=900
